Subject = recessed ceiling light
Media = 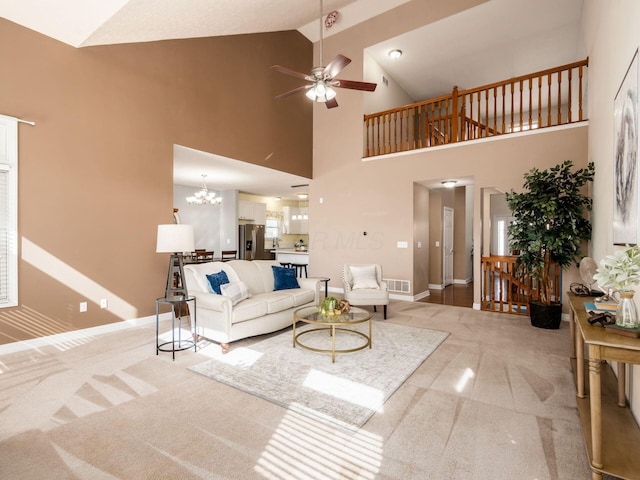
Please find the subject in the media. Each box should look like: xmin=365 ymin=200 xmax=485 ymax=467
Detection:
xmin=388 ymin=49 xmax=403 ymax=60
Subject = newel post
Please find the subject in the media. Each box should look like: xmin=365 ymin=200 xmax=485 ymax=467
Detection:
xmin=451 ymin=85 xmax=459 ymax=143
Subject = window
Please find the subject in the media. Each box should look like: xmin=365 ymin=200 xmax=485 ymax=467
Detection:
xmin=265 ymin=217 xmax=279 ymax=240
xmin=0 ymin=115 xmax=18 ymax=307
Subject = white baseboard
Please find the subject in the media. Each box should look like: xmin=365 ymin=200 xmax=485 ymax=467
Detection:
xmin=413 ymin=290 xmax=430 ymax=301
xmin=429 ymin=283 xmax=445 ymax=290
xmin=0 ymin=313 xmax=165 ymax=356
xmin=454 ymin=277 xmax=473 ymax=285
xmin=328 ymin=286 xmax=421 ymax=302
xmin=473 ymin=303 xmax=482 ymax=310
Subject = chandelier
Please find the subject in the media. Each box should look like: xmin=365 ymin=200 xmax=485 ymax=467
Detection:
xmin=186 ymin=174 xmax=221 ymax=206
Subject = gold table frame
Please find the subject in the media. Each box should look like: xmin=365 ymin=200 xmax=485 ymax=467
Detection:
xmin=293 ymin=305 xmax=372 ymax=363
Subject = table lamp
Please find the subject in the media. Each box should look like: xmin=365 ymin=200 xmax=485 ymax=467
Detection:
xmin=156 ymin=224 xmax=195 ymax=299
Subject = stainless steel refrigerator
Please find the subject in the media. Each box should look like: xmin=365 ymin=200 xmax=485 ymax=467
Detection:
xmin=239 ymin=224 xmax=270 ymax=260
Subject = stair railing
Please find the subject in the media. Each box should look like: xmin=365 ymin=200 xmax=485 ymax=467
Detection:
xmin=363 ymin=58 xmax=588 ymax=158
xmin=480 ymin=255 xmax=561 ymax=315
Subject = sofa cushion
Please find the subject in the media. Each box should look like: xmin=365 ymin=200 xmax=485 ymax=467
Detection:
xmin=256 ymin=291 xmax=295 ymax=313
xmin=220 ymin=281 xmax=251 ymax=305
xmin=225 ymin=260 xmax=267 ymax=295
xmin=184 ymin=262 xmax=239 ymax=293
xmin=289 ymin=287 xmax=315 ymax=306
xmin=206 ymin=271 xmax=230 ymax=294
xmin=272 ymin=266 xmax=300 ymax=290
xmin=252 ymin=260 xmax=278 ymax=292
xmin=231 ymin=297 xmax=268 ymax=324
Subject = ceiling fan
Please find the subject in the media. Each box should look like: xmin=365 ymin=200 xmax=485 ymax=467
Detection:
xmin=271 ymin=0 xmax=377 ymax=109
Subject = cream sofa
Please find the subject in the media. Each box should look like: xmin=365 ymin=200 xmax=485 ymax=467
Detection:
xmin=183 ymin=260 xmax=320 ymax=351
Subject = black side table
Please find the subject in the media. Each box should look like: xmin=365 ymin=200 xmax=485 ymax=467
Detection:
xmin=155 ymin=295 xmax=197 ymax=360
xmin=309 ymin=277 xmax=330 ymax=297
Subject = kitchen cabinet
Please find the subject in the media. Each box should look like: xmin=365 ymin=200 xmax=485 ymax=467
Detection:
xmin=238 ymin=201 xmax=267 ymax=224
xmin=283 ymin=206 xmax=309 ymax=234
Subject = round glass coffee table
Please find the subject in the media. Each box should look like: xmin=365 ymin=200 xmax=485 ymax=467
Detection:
xmin=293 ymin=305 xmax=372 ymax=363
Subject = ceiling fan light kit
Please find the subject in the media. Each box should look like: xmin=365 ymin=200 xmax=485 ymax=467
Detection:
xmin=271 ymin=0 xmax=376 ymax=109
xmin=305 ymin=81 xmax=336 ymax=102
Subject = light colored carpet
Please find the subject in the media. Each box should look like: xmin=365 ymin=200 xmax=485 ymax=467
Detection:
xmin=0 ymin=301 xmax=603 ymax=479
xmin=189 ymin=322 xmax=449 ymax=431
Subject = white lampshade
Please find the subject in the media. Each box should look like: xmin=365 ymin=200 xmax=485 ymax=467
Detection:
xmin=156 ymin=224 xmax=195 ymax=253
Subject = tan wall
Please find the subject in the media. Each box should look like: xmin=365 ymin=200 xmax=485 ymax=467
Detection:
xmin=582 ymin=0 xmax=640 ymax=421
xmin=412 ymin=183 xmax=429 ymax=296
xmin=428 ymin=190 xmax=443 ymax=286
xmin=308 ymin=0 xmax=587 ymax=303
xmin=0 ymin=19 xmax=312 ymax=344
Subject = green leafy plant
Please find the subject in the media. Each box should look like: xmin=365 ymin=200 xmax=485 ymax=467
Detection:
xmin=593 ymin=245 xmax=640 ymax=292
xmin=320 ymin=296 xmax=340 ymax=315
xmin=506 ymin=160 xmax=595 ymax=306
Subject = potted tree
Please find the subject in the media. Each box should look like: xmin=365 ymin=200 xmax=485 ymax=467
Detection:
xmin=505 ymin=160 xmax=595 ymax=329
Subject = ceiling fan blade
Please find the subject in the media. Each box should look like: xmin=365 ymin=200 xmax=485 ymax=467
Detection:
xmin=323 ymin=54 xmax=351 ymax=79
xmin=325 ymin=98 xmax=339 ymax=109
xmin=275 ymin=85 xmax=311 ymax=99
xmin=271 ymin=65 xmax=311 ymax=80
xmin=333 ymin=78 xmax=377 ymax=92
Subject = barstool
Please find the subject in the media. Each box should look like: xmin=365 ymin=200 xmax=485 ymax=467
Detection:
xmin=290 ymin=263 xmax=307 ymax=278
xmin=280 ymin=262 xmax=292 ymax=268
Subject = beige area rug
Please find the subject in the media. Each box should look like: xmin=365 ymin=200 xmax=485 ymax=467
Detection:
xmin=189 ymin=321 xmax=449 ymax=431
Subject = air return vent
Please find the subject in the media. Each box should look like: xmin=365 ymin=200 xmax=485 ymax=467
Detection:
xmin=385 ymin=278 xmax=410 ymax=293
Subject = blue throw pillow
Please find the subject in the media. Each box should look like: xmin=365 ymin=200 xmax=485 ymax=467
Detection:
xmin=272 ymin=266 xmax=300 ymax=291
xmin=206 ymin=271 xmax=230 ymax=294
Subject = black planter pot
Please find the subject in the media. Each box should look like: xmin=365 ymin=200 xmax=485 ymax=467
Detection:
xmin=529 ymin=301 xmax=562 ymax=329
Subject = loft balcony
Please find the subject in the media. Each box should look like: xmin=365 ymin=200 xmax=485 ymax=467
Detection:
xmin=363 ymin=59 xmax=588 ymax=158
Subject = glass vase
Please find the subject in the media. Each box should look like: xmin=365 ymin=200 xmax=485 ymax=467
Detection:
xmin=616 ymin=292 xmax=639 ymax=328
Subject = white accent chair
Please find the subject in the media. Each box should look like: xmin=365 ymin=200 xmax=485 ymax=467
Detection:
xmin=342 ymin=264 xmax=389 ymax=319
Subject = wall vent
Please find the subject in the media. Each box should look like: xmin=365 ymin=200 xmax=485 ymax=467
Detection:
xmin=385 ymin=278 xmax=410 ymax=293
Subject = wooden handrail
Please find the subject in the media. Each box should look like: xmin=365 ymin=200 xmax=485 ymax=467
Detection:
xmin=458 ymin=59 xmax=588 ymax=97
xmin=364 ymin=58 xmax=588 ymax=158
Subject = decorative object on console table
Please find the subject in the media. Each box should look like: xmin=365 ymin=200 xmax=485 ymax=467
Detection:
xmin=156 ymin=224 xmax=195 ymax=299
xmin=506 ymin=160 xmax=595 ymax=329
xmin=613 ymin=49 xmax=639 ymax=245
xmin=593 ymin=245 xmax=640 ymax=329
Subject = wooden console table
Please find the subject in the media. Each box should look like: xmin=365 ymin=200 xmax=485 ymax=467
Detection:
xmin=568 ymin=292 xmax=640 ymax=480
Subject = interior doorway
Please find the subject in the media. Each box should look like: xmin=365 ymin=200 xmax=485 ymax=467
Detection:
xmin=417 ymin=179 xmax=474 ymax=308
xmin=420 ymin=283 xmax=474 ymax=307
xmin=443 ymin=206 xmax=454 ymax=286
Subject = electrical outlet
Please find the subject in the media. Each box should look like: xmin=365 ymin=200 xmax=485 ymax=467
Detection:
xmin=100 ymin=298 xmax=108 ymax=309
xmin=80 ymin=302 xmax=87 ymax=312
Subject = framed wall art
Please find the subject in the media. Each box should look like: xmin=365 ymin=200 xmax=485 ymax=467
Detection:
xmin=613 ymin=49 xmax=639 ymax=245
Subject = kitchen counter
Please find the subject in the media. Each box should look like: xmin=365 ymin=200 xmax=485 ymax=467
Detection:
xmin=276 ymin=249 xmax=309 ymax=265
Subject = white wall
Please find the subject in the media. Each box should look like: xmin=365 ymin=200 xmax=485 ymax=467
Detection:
xmin=363 ymin=53 xmax=414 ymax=114
xmin=582 ymin=0 xmax=640 ymax=422
xmin=173 ymin=184 xmax=224 ymax=253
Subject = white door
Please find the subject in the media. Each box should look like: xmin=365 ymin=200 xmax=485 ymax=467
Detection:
xmin=443 ymin=207 xmax=454 ymax=286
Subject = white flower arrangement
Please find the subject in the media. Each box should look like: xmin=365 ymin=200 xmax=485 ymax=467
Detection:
xmin=593 ymin=245 xmax=640 ymax=292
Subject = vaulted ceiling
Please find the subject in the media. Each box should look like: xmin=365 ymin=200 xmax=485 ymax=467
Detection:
xmin=2 ymin=0 xmax=585 ymax=198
